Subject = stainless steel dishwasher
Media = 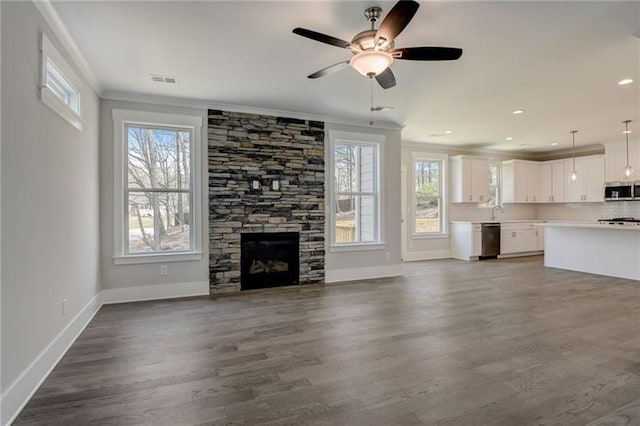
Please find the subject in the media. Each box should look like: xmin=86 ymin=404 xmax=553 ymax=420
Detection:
xmin=481 ymin=223 xmax=501 ymax=259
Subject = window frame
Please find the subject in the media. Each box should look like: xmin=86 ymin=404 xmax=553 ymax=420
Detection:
xmin=328 ymin=130 xmax=385 ymax=251
xmin=112 ymin=109 xmax=203 ymax=265
xmin=479 ymin=161 xmax=502 ymax=208
xmin=39 ymin=32 xmax=83 ymax=130
xmin=411 ymin=152 xmax=448 ymax=239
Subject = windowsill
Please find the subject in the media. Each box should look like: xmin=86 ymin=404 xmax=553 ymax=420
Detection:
xmin=411 ymin=233 xmax=450 ymax=240
xmin=40 ymin=86 xmax=83 ymax=131
xmin=113 ymin=251 xmax=203 ymax=265
xmin=329 ymin=242 xmax=386 ymax=253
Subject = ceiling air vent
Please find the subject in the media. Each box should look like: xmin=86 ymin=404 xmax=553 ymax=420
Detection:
xmin=150 ymin=74 xmax=178 ymax=84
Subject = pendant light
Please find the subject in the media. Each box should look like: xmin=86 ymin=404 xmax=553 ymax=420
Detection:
xmin=570 ymin=130 xmax=578 ymax=181
xmin=622 ymin=120 xmax=633 ymax=179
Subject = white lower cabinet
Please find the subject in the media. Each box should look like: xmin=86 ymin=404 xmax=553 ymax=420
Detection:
xmin=453 ymin=222 xmax=544 ymax=260
xmin=501 ymin=228 xmax=525 ymax=254
xmin=501 ymin=222 xmax=544 ymax=255
xmin=472 ymin=230 xmax=482 ymax=256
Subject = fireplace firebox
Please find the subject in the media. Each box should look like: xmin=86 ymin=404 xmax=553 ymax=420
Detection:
xmin=240 ymin=232 xmax=300 ymax=290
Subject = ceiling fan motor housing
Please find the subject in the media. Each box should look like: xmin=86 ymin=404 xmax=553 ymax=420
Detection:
xmin=351 ymin=29 xmax=394 ymax=51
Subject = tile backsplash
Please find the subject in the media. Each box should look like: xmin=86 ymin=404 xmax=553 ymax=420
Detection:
xmin=450 ymin=201 xmax=640 ymax=223
xmin=536 ymin=202 xmax=640 ymax=221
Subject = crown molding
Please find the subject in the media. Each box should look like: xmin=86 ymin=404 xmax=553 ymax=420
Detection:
xmin=101 ymin=89 xmax=403 ymax=130
xmin=32 ymin=0 xmax=103 ymax=95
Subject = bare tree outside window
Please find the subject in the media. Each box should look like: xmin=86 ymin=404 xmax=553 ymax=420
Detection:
xmin=126 ymin=125 xmax=192 ymax=253
xmin=414 ymin=160 xmax=442 ymax=233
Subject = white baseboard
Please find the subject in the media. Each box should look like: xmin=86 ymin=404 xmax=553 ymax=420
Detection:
xmin=101 ymin=281 xmax=210 ymax=304
xmin=403 ymin=249 xmax=452 ymax=262
xmin=1 ymin=293 xmax=102 ymax=426
xmin=325 ymin=264 xmax=403 ymax=283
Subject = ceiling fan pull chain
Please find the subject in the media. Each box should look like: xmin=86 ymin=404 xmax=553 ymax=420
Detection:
xmin=369 ymin=79 xmax=374 ymax=125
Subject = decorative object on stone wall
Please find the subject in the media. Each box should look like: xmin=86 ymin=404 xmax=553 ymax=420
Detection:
xmin=292 ymin=0 xmax=462 ymax=89
xmin=208 ymin=110 xmax=325 ymax=294
xmin=250 ymin=178 xmax=262 ymax=193
xmin=272 ymin=180 xmax=280 ymax=191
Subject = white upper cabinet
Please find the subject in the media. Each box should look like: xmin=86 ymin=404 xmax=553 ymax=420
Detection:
xmin=605 ymin=145 xmax=640 ymax=183
xmin=502 ymin=160 xmax=540 ymax=203
xmin=451 ymin=156 xmax=490 ymax=203
xmin=539 ymin=161 xmax=565 ymax=203
xmin=564 ymin=155 xmax=605 ymax=202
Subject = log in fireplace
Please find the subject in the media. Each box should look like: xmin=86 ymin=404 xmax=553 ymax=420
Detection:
xmin=240 ymin=232 xmax=300 ymax=290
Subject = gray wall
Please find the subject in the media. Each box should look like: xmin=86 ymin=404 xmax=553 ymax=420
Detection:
xmin=325 ymin=123 xmax=403 ymax=273
xmin=99 ymin=99 xmax=208 ymax=289
xmin=1 ymin=0 xmax=100 ymax=398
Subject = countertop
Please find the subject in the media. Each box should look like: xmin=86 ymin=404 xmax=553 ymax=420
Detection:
xmin=450 ymin=220 xmax=545 ymax=224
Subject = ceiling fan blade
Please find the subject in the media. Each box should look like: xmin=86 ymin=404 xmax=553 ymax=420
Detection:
xmin=307 ymin=61 xmax=350 ymax=79
xmin=375 ymin=0 xmax=420 ymax=47
xmin=375 ymin=68 xmax=396 ymax=89
xmin=393 ymin=47 xmax=463 ymax=61
xmin=293 ymin=28 xmax=351 ymax=49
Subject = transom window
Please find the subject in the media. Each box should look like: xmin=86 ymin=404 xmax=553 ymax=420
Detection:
xmin=39 ymin=32 xmax=82 ymax=130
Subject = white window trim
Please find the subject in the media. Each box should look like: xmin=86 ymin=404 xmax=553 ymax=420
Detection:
xmin=478 ymin=162 xmax=502 ymax=208
xmin=39 ymin=32 xmax=83 ymax=131
xmin=112 ymin=109 xmax=203 ymax=265
xmin=411 ymin=151 xmax=449 ymax=238
xmin=328 ymin=130 xmax=385 ymax=251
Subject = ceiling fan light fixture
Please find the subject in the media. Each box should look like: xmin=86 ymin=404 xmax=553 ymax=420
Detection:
xmin=350 ymin=50 xmax=394 ymax=77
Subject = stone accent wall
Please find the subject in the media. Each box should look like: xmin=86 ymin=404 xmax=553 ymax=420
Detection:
xmin=208 ymin=110 xmax=325 ymax=293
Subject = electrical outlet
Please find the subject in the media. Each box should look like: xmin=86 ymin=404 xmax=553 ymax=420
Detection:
xmin=384 ymin=251 xmax=390 ymax=261
xmin=62 ymin=298 xmax=68 ymax=316
xmin=160 ymin=264 xmax=169 ymax=276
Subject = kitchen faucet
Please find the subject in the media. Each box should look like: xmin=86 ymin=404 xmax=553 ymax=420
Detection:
xmin=491 ymin=205 xmax=504 ymax=221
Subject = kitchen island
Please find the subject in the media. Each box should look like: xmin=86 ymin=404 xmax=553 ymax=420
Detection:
xmin=544 ymin=222 xmax=640 ymax=280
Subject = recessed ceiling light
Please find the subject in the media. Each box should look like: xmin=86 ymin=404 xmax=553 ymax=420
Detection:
xmin=512 ymin=109 xmax=525 ymax=114
xmin=445 ymin=130 xmax=453 ymax=134
xmin=618 ymin=78 xmax=633 ymax=85
xmin=551 ymin=142 xmax=559 ymax=146
xmin=505 ymin=137 xmax=514 ymax=141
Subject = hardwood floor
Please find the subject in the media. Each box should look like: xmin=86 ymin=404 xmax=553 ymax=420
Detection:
xmin=14 ymin=257 xmax=640 ymax=425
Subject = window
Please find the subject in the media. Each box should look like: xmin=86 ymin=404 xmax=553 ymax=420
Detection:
xmin=330 ymin=131 xmax=383 ymax=247
xmin=40 ymin=33 xmax=82 ymax=130
xmin=414 ymin=159 xmax=444 ymax=234
xmin=113 ymin=110 xmax=202 ymax=264
xmin=481 ymin=162 xmax=501 ymax=207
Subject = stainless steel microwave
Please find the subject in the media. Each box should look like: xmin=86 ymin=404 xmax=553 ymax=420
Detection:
xmin=634 ymin=182 xmax=640 ymax=200
xmin=604 ymin=182 xmax=633 ymax=201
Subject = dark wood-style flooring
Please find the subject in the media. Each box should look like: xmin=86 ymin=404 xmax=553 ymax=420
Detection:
xmin=15 ymin=257 xmax=640 ymax=425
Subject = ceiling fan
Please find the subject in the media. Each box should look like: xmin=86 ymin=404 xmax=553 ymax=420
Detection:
xmin=292 ymin=0 xmax=463 ymax=89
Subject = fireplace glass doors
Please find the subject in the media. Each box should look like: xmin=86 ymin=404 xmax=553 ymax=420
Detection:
xmin=240 ymin=232 xmax=299 ymax=290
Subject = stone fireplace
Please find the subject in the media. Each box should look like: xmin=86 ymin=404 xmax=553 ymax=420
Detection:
xmin=208 ymin=109 xmax=325 ymax=293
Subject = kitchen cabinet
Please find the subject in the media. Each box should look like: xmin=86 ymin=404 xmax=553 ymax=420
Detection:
xmin=451 ymin=222 xmax=483 ymax=260
xmin=564 ymin=155 xmax=605 ymax=202
xmin=501 ymin=222 xmax=544 ymax=254
xmin=451 ymin=156 xmax=490 ymax=203
xmin=501 ymin=223 xmax=526 ymax=254
xmin=605 ymin=145 xmax=640 ymax=182
xmin=539 ymin=161 xmax=565 ymax=203
xmin=502 ymin=160 xmax=540 ymax=203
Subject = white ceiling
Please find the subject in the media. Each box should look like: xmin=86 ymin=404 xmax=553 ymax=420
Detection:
xmin=53 ymin=0 xmax=640 ymax=153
